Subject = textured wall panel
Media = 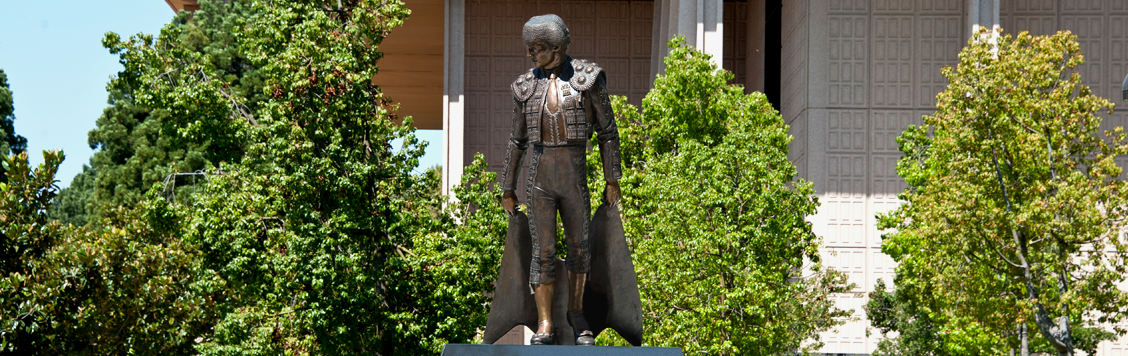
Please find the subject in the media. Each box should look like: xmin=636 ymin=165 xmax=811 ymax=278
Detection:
xmin=872 ymin=17 xmax=914 ymax=108
xmin=827 ymin=110 xmax=867 ymax=152
xmin=868 ymin=249 xmax=897 ymax=291
xmin=780 ymin=0 xmax=809 ymax=124
xmin=828 ymin=16 xmax=869 ymax=107
xmin=1063 ymin=0 xmax=1106 ymax=14
xmin=1105 ymin=340 xmax=1128 ymax=355
xmin=873 ymin=0 xmax=912 ymax=13
xmin=822 ymin=295 xmax=869 ymax=354
xmin=782 ymin=0 xmax=809 ymax=185
xmin=917 ymin=16 xmax=961 ymax=108
xmin=826 ymin=153 xmax=867 ymax=195
xmin=825 ymin=248 xmax=867 ymax=292
xmin=919 ymin=0 xmax=960 ymax=13
xmin=1110 ymin=16 xmax=1128 ymax=133
xmin=1064 ymin=16 xmax=1105 ymax=97
xmin=807 ymin=2 xmax=964 ymax=354
xmin=829 ymin=0 xmax=868 ymax=14
xmin=870 ymin=154 xmax=905 ymax=198
xmin=871 ymin=110 xmax=913 ymax=153
xmin=825 ymin=153 xmax=867 ymax=248
xmin=1011 ymin=15 xmax=1057 ymax=36
xmin=1006 ymin=0 xmax=1056 ymax=14
xmin=823 ymin=201 xmax=866 ymax=247
xmin=1116 ymin=1 xmax=1128 ymax=12
xmin=790 ymin=111 xmax=809 ymax=180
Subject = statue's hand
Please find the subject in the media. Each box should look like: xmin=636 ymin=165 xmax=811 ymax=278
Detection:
xmin=502 ymin=190 xmax=518 ymax=215
xmin=604 ymin=181 xmax=621 ymax=205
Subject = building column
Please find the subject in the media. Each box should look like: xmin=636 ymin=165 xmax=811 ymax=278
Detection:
xmin=700 ymin=0 xmax=723 ymax=69
xmin=967 ymin=0 xmax=1000 ymax=38
xmin=442 ymin=0 xmax=465 ymax=197
xmin=650 ymin=0 xmax=725 ymax=81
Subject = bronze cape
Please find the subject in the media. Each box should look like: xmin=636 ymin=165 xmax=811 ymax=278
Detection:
xmin=483 ymin=203 xmax=643 ymax=346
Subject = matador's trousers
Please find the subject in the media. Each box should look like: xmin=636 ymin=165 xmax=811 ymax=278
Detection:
xmin=527 ymin=144 xmax=591 ymax=285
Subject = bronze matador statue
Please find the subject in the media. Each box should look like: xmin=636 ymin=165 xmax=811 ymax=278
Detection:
xmin=483 ymin=14 xmax=643 ymax=346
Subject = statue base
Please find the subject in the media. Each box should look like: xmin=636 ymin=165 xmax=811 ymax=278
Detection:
xmin=440 ymin=344 xmax=683 ymax=356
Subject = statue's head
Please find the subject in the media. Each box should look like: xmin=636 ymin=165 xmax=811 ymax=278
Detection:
xmin=523 ymin=14 xmax=569 ymax=70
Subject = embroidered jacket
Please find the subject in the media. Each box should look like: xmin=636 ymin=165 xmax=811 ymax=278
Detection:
xmin=501 ymin=56 xmax=623 ymax=190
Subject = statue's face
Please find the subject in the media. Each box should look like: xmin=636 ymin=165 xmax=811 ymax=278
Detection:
xmin=526 ymin=42 xmax=564 ymax=70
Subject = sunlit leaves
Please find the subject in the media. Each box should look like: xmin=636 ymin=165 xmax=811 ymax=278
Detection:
xmin=879 ymin=28 xmax=1128 ymax=355
xmin=607 ymin=38 xmax=853 ymax=355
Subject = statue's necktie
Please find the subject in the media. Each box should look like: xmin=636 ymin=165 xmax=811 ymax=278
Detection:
xmin=543 ymin=72 xmax=563 ymax=143
xmin=546 ymin=73 xmax=560 ymax=114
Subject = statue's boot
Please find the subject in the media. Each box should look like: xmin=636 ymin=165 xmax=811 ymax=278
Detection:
xmin=531 ymin=283 xmax=555 ymax=345
xmin=568 ymin=272 xmax=596 ymax=346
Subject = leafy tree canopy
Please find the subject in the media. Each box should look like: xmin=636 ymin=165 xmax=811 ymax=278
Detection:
xmin=0 ymin=69 xmax=29 ymax=184
xmin=879 ymin=28 xmax=1128 ymax=356
xmin=51 ymin=0 xmax=264 ymax=226
xmin=597 ymin=37 xmax=854 ymax=354
xmin=0 ymin=69 xmax=27 ymax=159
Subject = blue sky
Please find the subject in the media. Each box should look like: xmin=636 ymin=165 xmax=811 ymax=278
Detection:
xmin=0 ymin=0 xmax=442 ymax=189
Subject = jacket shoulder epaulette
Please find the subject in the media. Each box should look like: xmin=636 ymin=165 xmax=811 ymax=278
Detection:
xmin=568 ymin=59 xmax=603 ymax=92
xmin=512 ymin=68 xmax=537 ymax=101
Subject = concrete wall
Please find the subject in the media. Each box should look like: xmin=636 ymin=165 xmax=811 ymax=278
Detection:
xmin=782 ymin=0 xmax=965 ymax=353
xmin=786 ymin=0 xmax=1128 ymax=354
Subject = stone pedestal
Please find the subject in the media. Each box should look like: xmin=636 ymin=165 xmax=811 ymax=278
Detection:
xmin=440 ymin=344 xmax=684 ymax=356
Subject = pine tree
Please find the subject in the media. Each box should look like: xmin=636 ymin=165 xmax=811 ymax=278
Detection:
xmin=0 ymin=69 xmax=29 ymax=183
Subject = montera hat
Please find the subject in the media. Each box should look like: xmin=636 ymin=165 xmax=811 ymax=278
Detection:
xmin=523 ymin=14 xmax=570 ymax=49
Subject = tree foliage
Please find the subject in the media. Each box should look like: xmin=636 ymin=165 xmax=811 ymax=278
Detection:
xmin=51 ymin=0 xmax=263 ymax=226
xmin=0 ymin=69 xmax=29 ymax=183
xmin=0 ymin=69 xmax=27 ymax=159
xmin=6 ymin=0 xmax=511 ymax=354
xmin=0 ymin=151 xmax=65 ymax=351
xmin=398 ymin=155 xmax=507 ymax=351
xmin=1 ymin=150 xmax=221 ymax=354
xmin=865 ymin=278 xmax=948 ymax=356
xmin=879 ymin=28 xmax=1128 ymax=356
xmin=148 ymin=0 xmax=501 ymax=353
xmin=47 ymin=160 xmax=95 ymax=227
xmin=598 ymin=37 xmax=853 ymax=354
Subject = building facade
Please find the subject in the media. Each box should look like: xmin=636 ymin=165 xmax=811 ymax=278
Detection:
xmin=783 ymin=0 xmax=1128 ymax=354
xmin=165 ymin=0 xmax=1128 ymax=353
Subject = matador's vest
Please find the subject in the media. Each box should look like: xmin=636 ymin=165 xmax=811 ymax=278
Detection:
xmin=512 ymin=58 xmax=604 ymax=145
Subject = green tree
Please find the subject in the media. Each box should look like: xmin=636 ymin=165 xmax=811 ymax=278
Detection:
xmin=48 ymin=160 xmax=96 ymax=227
xmin=165 ymin=0 xmax=479 ymax=353
xmin=51 ymin=0 xmax=263 ymax=226
xmin=879 ymin=28 xmax=1128 ymax=356
xmin=0 ymin=69 xmax=27 ymax=158
xmin=1 ymin=150 xmax=213 ymax=354
xmin=865 ymin=278 xmax=948 ymax=356
xmin=600 ymin=37 xmax=853 ymax=354
xmin=397 ymin=155 xmax=508 ymax=352
xmin=0 ymin=69 xmax=29 ymax=183
xmin=0 ymin=150 xmax=65 ymax=352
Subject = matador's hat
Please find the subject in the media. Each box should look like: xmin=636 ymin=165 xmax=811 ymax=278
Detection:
xmin=523 ymin=14 xmax=570 ymax=49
